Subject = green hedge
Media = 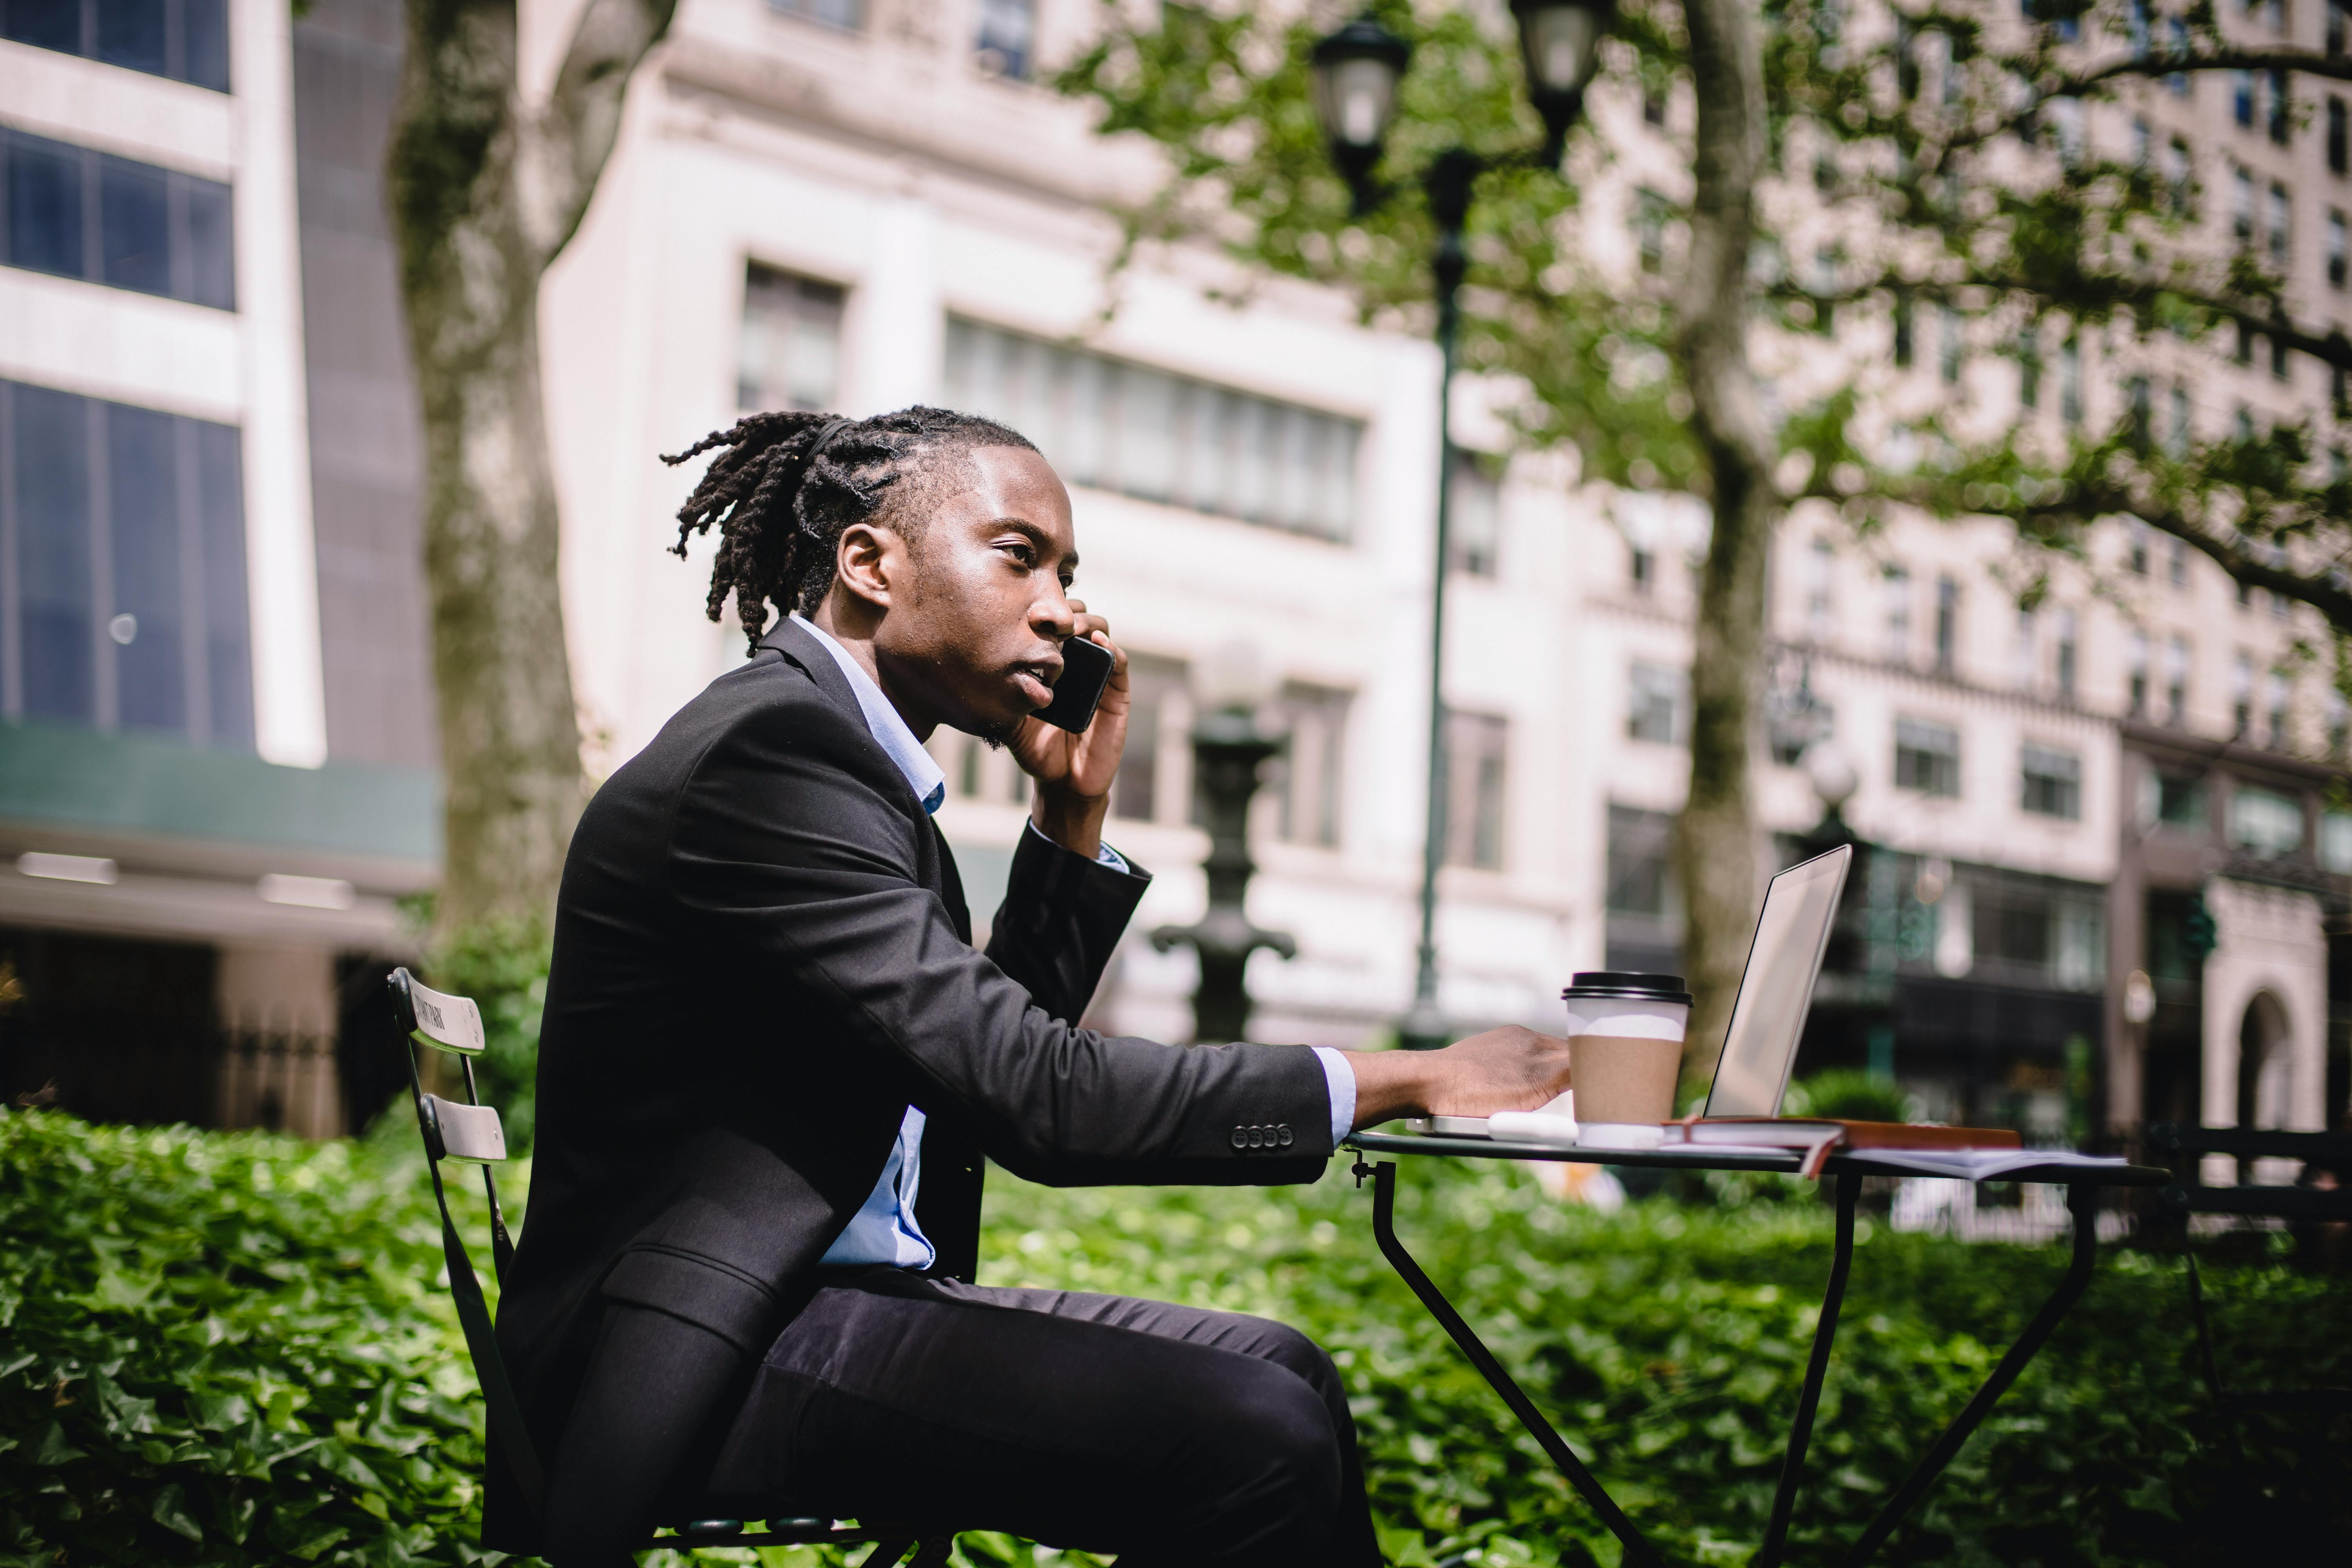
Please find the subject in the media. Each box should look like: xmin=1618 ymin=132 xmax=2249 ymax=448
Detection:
xmin=4 ymin=1109 xmax=2347 ymax=1567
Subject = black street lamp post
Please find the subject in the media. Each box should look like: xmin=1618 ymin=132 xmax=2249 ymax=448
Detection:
xmin=1151 ymin=704 xmax=1298 ymax=1044
xmin=1310 ymin=2 xmax=1613 ymax=1050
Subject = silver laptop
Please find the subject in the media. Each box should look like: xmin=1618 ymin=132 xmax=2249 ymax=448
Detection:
xmin=1702 ymin=843 xmax=1853 ymax=1119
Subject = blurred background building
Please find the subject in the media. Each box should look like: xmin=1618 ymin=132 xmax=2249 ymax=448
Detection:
xmin=2 ymin=0 xmax=2345 ymax=1141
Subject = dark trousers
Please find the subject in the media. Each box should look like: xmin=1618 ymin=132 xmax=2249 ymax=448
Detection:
xmin=541 ymin=1272 xmax=1378 ymax=1567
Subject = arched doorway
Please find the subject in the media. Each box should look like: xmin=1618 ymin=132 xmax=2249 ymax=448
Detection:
xmin=2236 ymin=990 xmax=2294 ymax=1130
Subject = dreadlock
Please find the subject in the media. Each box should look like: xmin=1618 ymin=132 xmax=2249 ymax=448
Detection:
xmin=663 ymin=405 xmax=1039 ymax=655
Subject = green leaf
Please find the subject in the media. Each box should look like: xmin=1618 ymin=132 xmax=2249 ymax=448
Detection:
xmin=29 ymin=1423 xmax=84 ymax=1468
xmin=149 ymin=1482 xmax=203 ymax=1542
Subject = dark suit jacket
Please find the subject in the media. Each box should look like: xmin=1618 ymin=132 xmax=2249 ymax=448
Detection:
xmin=486 ymin=619 xmax=1333 ymax=1550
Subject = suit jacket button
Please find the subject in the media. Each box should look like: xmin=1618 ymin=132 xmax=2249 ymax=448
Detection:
xmin=1248 ymin=1127 xmax=1265 ymax=1148
xmin=1230 ymin=1127 xmax=1248 ymax=1149
xmin=1277 ymin=1125 xmax=1294 ymax=1146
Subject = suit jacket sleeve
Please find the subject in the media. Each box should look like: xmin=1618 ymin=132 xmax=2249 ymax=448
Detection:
xmin=668 ymin=700 xmax=1332 ymax=1187
xmin=984 ymin=824 xmax=1148 ymax=1026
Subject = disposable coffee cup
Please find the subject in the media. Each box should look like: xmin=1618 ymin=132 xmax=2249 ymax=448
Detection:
xmin=1559 ymin=972 xmax=1692 ymax=1151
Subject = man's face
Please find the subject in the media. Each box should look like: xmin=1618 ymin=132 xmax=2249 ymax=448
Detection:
xmin=869 ymin=445 xmax=1080 ymax=740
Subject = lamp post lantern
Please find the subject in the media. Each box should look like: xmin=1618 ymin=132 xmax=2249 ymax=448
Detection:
xmin=1311 ymin=3 xmax=1612 ymax=1050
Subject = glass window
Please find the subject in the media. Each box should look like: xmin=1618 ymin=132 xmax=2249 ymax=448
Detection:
xmin=2331 ymin=98 xmax=2348 ymax=175
xmin=1445 ymin=457 xmax=1501 ymax=577
xmin=737 ymin=264 xmax=844 ymax=414
xmin=2020 ymin=743 xmax=2081 ymax=819
xmin=975 ymin=0 xmax=1034 ymax=80
xmin=946 ymin=318 xmax=1362 ymax=543
xmin=1442 ymin=710 xmax=1508 ymax=869
xmin=99 ymin=153 xmax=170 ymax=296
xmin=2266 ymin=668 xmax=2291 ymax=749
xmin=1895 ymin=716 xmax=1961 ymax=796
xmin=2322 ymin=811 xmax=2352 ymax=874
xmin=2229 ymin=784 xmax=2305 ymax=857
xmin=13 ymin=382 xmax=94 ymax=722
xmin=772 ymin=0 xmax=862 ymax=28
xmin=1627 ymin=660 xmax=1684 ymax=744
xmin=1270 ymin=682 xmax=1349 ymax=847
xmin=1882 ymin=565 xmax=1911 ymax=662
xmin=5 ymin=0 xmax=229 ymax=89
xmin=1605 ymin=803 xmax=1674 ymax=918
xmin=2329 ymin=211 xmax=2347 ymax=290
xmin=2 ymin=131 xmax=235 ymax=309
xmin=97 ymin=0 xmax=167 ymax=77
xmin=2165 ymin=635 xmax=2190 ymax=724
xmin=1111 ymin=654 xmax=1187 ymax=825
xmin=2154 ymin=771 xmax=2208 ymax=828
xmin=1804 ymin=537 xmax=1833 ymax=636
xmin=1 ymin=378 xmax=252 ymax=745
xmin=2128 ymin=627 xmax=2149 ymax=716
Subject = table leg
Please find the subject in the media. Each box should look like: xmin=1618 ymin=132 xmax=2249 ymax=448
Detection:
xmin=1833 ymin=1182 xmax=2101 ymax=1568
xmin=1755 ymin=1169 xmax=1861 ymax=1568
xmin=1368 ymin=1161 xmax=1664 ymax=1567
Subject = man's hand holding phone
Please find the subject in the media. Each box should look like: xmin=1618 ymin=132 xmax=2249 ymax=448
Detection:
xmin=1012 ymin=602 xmax=1127 ymax=860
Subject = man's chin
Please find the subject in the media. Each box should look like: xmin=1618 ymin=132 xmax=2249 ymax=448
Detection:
xmin=972 ymin=716 xmax=1023 ymax=751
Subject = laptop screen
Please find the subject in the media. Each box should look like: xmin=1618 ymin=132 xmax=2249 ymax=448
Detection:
xmin=1704 ymin=845 xmax=1853 ymax=1119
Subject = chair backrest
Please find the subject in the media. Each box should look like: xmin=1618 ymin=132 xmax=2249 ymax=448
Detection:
xmin=387 ymin=966 xmax=547 ymax=1514
xmin=2147 ymin=1123 xmax=2352 ymax=1223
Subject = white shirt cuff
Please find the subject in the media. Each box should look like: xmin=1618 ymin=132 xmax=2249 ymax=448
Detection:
xmin=1311 ymin=1046 xmax=1356 ymax=1143
xmin=1025 ymin=817 xmax=1127 ymax=874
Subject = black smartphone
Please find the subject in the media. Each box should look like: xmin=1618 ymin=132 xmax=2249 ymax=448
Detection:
xmin=1035 ymin=633 xmax=1114 ymax=733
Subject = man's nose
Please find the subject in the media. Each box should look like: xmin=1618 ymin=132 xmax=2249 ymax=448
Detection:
xmin=1033 ymin=586 xmax=1075 ymax=640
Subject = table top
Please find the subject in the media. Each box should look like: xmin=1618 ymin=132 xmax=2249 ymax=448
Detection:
xmin=1345 ymin=1130 xmax=2171 ymax=1187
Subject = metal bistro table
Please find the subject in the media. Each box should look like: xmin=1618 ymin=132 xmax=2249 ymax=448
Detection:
xmin=1345 ymin=1131 xmax=2169 ymax=1568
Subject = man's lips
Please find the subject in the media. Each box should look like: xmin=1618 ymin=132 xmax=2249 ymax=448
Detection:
xmin=1011 ymin=660 xmax=1061 ymax=708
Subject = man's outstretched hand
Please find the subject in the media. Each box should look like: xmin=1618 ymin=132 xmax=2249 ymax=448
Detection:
xmin=1339 ymin=1027 xmax=1574 ymax=1130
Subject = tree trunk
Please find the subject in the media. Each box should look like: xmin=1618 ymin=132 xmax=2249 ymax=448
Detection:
xmin=1671 ymin=0 xmax=1777 ymax=1080
xmin=386 ymin=0 xmax=676 ymax=936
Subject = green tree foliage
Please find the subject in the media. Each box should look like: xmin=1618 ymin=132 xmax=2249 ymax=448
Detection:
xmin=6 ymin=1111 xmax=2347 ymax=1565
xmin=1059 ymin=0 xmax=2350 ymax=622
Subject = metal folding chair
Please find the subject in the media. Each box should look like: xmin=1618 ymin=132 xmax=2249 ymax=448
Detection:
xmin=387 ymin=967 xmax=960 ymax=1566
xmin=2147 ymin=1123 xmax=2352 ymax=1444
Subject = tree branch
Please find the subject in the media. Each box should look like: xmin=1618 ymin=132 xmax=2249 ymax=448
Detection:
xmin=2060 ymin=47 xmax=2352 ymax=94
xmin=521 ymin=0 xmax=679 ymax=265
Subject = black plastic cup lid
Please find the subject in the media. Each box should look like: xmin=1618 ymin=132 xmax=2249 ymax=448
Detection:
xmin=1562 ymin=971 xmax=1693 ymax=1005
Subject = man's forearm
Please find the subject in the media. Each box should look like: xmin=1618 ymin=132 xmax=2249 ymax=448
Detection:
xmin=1332 ymin=1027 xmax=1576 ymax=1129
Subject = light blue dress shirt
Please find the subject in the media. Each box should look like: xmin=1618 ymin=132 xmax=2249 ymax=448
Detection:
xmin=789 ymin=615 xmax=1356 ymax=1269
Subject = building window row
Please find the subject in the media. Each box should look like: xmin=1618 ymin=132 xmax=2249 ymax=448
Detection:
xmin=944 ymin=316 xmax=1362 ymax=544
xmin=1891 ymin=717 xmax=2084 ymax=821
xmin=4 ymin=0 xmax=230 ymax=92
xmin=1 ymin=377 xmax=253 ymax=746
xmin=1 ymin=128 xmax=236 ymax=310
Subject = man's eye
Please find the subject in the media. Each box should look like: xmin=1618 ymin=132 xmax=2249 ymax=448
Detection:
xmin=1001 ymin=542 xmax=1034 ymax=567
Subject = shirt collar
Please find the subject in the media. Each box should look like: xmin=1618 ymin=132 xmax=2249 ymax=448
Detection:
xmin=789 ymin=614 xmax=947 ymax=815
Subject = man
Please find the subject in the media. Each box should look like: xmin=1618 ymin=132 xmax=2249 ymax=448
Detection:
xmin=494 ymin=406 xmax=1575 ymax=1565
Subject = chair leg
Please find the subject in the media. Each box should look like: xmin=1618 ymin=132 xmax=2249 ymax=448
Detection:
xmin=904 ymin=1539 xmax=956 ymax=1568
xmin=858 ymin=1539 xmax=915 ymax=1568
xmin=2181 ymin=1234 xmax=2247 ymax=1468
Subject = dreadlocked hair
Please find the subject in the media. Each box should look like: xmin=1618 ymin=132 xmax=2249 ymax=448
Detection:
xmin=663 ymin=405 xmax=1038 ymax=655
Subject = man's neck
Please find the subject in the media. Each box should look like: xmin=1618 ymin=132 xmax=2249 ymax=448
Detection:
xmin=799 ymin=606 xmax=938 ymax=742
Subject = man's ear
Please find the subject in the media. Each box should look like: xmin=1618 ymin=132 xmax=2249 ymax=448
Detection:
xmin=834 ymin=522 xmax=900 ymax=610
